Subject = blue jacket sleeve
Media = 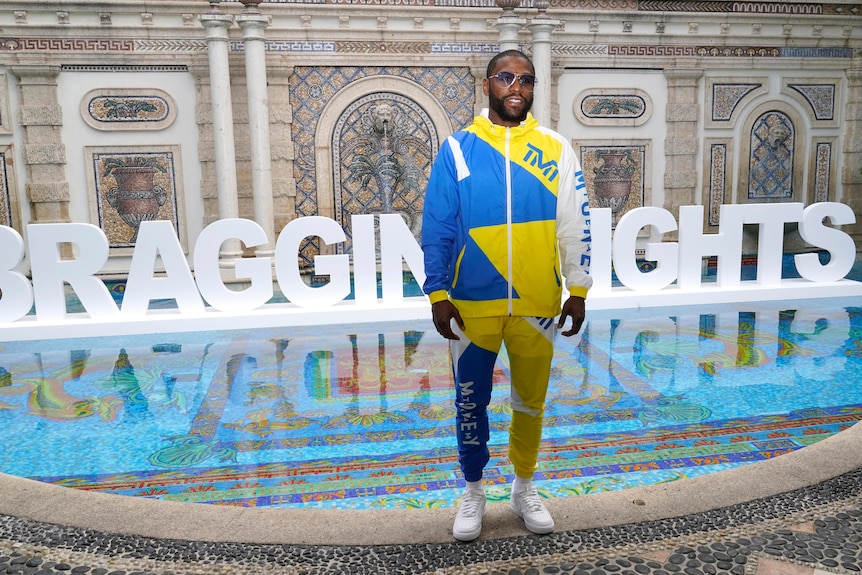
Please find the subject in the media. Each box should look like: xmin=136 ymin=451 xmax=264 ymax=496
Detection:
xmin=421 ymin=137 xmax=461 ymax=301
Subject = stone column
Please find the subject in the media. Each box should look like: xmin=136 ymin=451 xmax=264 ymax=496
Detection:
xmin=663 ymin=67 xmax=703 ymax=230
xmin=495 ymin=0 xmax=525 ymax=52
xmin=267 ymin=67 xmax=298 ymax=233
xmin=237 ymin=0 xmax=275 ymax=257
xmin=199 ymin=1 xmax=241 ymax=260
xmin=10 ymin=66 xmax=69 ymax=228
xmin=842 ymin=67 xmax=862 ymax=243
xmin=527 ymin=2 xmax=558 ymax=128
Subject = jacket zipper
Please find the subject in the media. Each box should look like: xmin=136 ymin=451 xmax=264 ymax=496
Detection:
xmin=505 ymin=127 xmax=513 ymax=316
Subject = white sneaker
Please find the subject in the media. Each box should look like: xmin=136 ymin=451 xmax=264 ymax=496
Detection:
xmin=510 ymin=485 xmax=555 ymax=534
xmin=452 ymin=488 xmax=486 ymax=541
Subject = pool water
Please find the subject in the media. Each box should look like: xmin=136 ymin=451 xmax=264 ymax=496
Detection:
xmin=1 ymin=294 xmax=861 ymax=509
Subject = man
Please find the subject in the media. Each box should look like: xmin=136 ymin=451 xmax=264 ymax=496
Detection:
xmin=421 ymin=50 xmax=593 ymax=542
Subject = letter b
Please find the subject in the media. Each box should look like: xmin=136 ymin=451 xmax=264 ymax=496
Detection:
xmin=0 ymin=226 xmax=33 ymax=322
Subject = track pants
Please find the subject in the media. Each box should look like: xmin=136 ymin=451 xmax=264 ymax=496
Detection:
xmin=450 ymin=315 xmax=556 ymax=482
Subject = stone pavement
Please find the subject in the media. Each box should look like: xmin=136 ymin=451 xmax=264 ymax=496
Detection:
xmin=1 ymin=422 xmax=861 ymax=575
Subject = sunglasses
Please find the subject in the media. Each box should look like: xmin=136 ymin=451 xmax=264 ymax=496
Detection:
xmin=487 ymin=71 xmax=537 ymax=90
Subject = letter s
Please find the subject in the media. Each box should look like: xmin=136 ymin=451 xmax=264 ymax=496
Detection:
xmin=796 ymin=202 xmax=856 ymax=282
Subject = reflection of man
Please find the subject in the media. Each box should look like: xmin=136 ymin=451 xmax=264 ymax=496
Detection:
xmin=422 ymin=50 xmax=592 ymax=541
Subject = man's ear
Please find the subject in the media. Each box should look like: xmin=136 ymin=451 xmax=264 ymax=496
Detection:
xmin=482 ymin=78 xmax=490 ymax=97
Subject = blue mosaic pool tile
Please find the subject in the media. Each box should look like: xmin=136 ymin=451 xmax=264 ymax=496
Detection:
xmin=3 ymin=297 xmax=862 ymax=509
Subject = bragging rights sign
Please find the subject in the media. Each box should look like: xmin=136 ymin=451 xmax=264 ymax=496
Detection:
xmin=0 ymin=202 xmax=859 ymax=340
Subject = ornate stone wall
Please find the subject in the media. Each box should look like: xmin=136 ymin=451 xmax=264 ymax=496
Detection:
xmin=0 ymin=0 xmax=857 ymax=274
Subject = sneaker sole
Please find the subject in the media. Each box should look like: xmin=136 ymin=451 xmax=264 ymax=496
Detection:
xmin=509 ymin=501 xmax=555 ymax=535
xmin=453 ymin=508 xmax=485 ymax=542
xmin=452 ymin=526 xmax=482 ymax=542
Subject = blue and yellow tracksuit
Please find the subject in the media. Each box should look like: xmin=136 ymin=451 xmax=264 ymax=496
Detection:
xmin=422 ymin=110 xmax=592 ymax=481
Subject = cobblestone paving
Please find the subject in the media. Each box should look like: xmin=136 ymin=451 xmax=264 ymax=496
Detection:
xmin=2 ymin=467 xmax=861 ymax=575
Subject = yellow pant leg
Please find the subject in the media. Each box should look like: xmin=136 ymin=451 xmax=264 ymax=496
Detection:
xmin=502 ymin=316 xmax=556 ymax=479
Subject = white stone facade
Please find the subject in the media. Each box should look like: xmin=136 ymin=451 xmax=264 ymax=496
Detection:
xmin=0 ymin=0 xmax=859 ymax=274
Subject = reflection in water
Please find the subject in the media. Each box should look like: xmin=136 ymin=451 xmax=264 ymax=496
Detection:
xmin=0 ymin=300 xmax=861 ymax=509
xmin=108 ymin=348 xmax=150 ymax=422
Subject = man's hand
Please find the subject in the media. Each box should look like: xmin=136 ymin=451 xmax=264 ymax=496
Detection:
xmin=557 ymin=296 xmax=586 ymax=337
xmin=431 ymin=300 xmax=464 ymax=340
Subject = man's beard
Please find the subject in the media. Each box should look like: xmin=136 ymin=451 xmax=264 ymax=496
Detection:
xmin=489 ymin=91 xmax=533 ymax=124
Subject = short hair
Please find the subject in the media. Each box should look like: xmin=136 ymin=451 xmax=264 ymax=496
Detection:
xmin=486 ymin=50 xmax=533 ymax=78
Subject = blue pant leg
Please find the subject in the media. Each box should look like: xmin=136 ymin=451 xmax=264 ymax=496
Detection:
xmin=451 ymin=336 xmax=498 ymax=483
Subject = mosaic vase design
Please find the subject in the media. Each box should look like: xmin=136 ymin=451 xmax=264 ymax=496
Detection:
xmin=593 ymin=150 xmax=636 ymax=219
xmin=106 ymin=167 xmax=166 ymax=243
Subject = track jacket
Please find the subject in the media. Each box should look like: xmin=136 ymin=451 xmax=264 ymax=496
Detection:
xmin=422 ymin=109 xmax=592 ymax=319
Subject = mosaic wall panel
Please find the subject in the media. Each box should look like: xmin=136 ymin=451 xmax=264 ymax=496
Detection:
xmin=781 ymin=80 xmax=840 ymax=129
xmin=706 ymin=140 xmax=731 ymax=227
xmin=333 ymin=94 xmax=436 ymax=254
xmin=87 ymin=147 xmax=184 ymax=250
xmin=579 ymin=143 xmax=647 ymax=229
xmin=81 ymin=88 xmax=176 ymax=131
xmin=712 ymin=83 xmax=761 ymax=122
xmin=573 ymin=88 xmax=652 ymax=126
xmin=0 ymin=148 xmax=11 ymax=228
xmin=290 ymin=66 xmax=474 ymax=265
xmin=787 ymin=84 xmax=835 ymax=121
xmin=747 ymin=111 xmax=795 ymax=200
xmin=812 ymin=141 xmax=833 ymax=203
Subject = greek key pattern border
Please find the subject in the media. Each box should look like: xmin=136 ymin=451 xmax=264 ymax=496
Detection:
xmin=0 ymin=38 xmax=852 ymax=59
xmin=256 ymin=0 xmax=858 ymax=12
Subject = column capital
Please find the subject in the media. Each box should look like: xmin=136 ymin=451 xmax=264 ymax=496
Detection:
xmin=199 ymin=12 xmax=234 ymax=34
xmin=664 ymin=68 xmax=703 ymax=93
xmin=8 ymin=64 xmax=60 ymax=82
xmin=237 ymin=12 xmax=270 ymax=27
xmin=495 ymin=15 xmax=526 ymax=52
xmin=527 ymin=17 xmax=559 ymax=41
xmin=236 ymin=12 xmax=270 ymax=41
xmin=846 ymin=67 xmax=862 ymax=85
xmin=663 ymin=67 xmax=704 ymax=82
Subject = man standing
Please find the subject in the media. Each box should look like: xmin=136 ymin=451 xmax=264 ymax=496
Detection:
xmin=421 ymin=50 xmax=592 ymax=542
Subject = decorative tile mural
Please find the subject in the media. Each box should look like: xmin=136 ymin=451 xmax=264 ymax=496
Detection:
xmin=332 ymin=94 xmax=436 ymax=253
xmin=88 ymin=147 xmax=183 ymax=249
xmin=579 ymin=144 xmax=647 ymax=228
xmin=81 ymin=88 xmax=176 ymax=131
xmin=574 ymin=88 xmax=651 ymax=126
xmin=290 ymin=66 xmax=474 ymax=266
xmin=813 ymin=141 xmax=832 ymax=203
xmin=788 ymin=83 xmax=835 ymax=121
xmin=708 ymin=142 xmax=728 ymax=226
xmin=711 ymin=83 xmax=762 ymax=122
xmin=747 ymin=111 xmax=795 ymax=200
xmin=0 ymin=147 xmax=11 ymax=228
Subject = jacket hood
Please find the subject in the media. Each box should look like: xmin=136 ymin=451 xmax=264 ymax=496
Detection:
xmin=475 ymin=108 xmax=539 ymax=139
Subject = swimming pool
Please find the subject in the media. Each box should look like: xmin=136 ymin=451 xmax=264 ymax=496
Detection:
xmin=1 ymin=292 xmax=860 ymax=510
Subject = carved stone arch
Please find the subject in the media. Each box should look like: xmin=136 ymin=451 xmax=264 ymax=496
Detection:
xmin=314 ymin=76 xmax=454 ymax=242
